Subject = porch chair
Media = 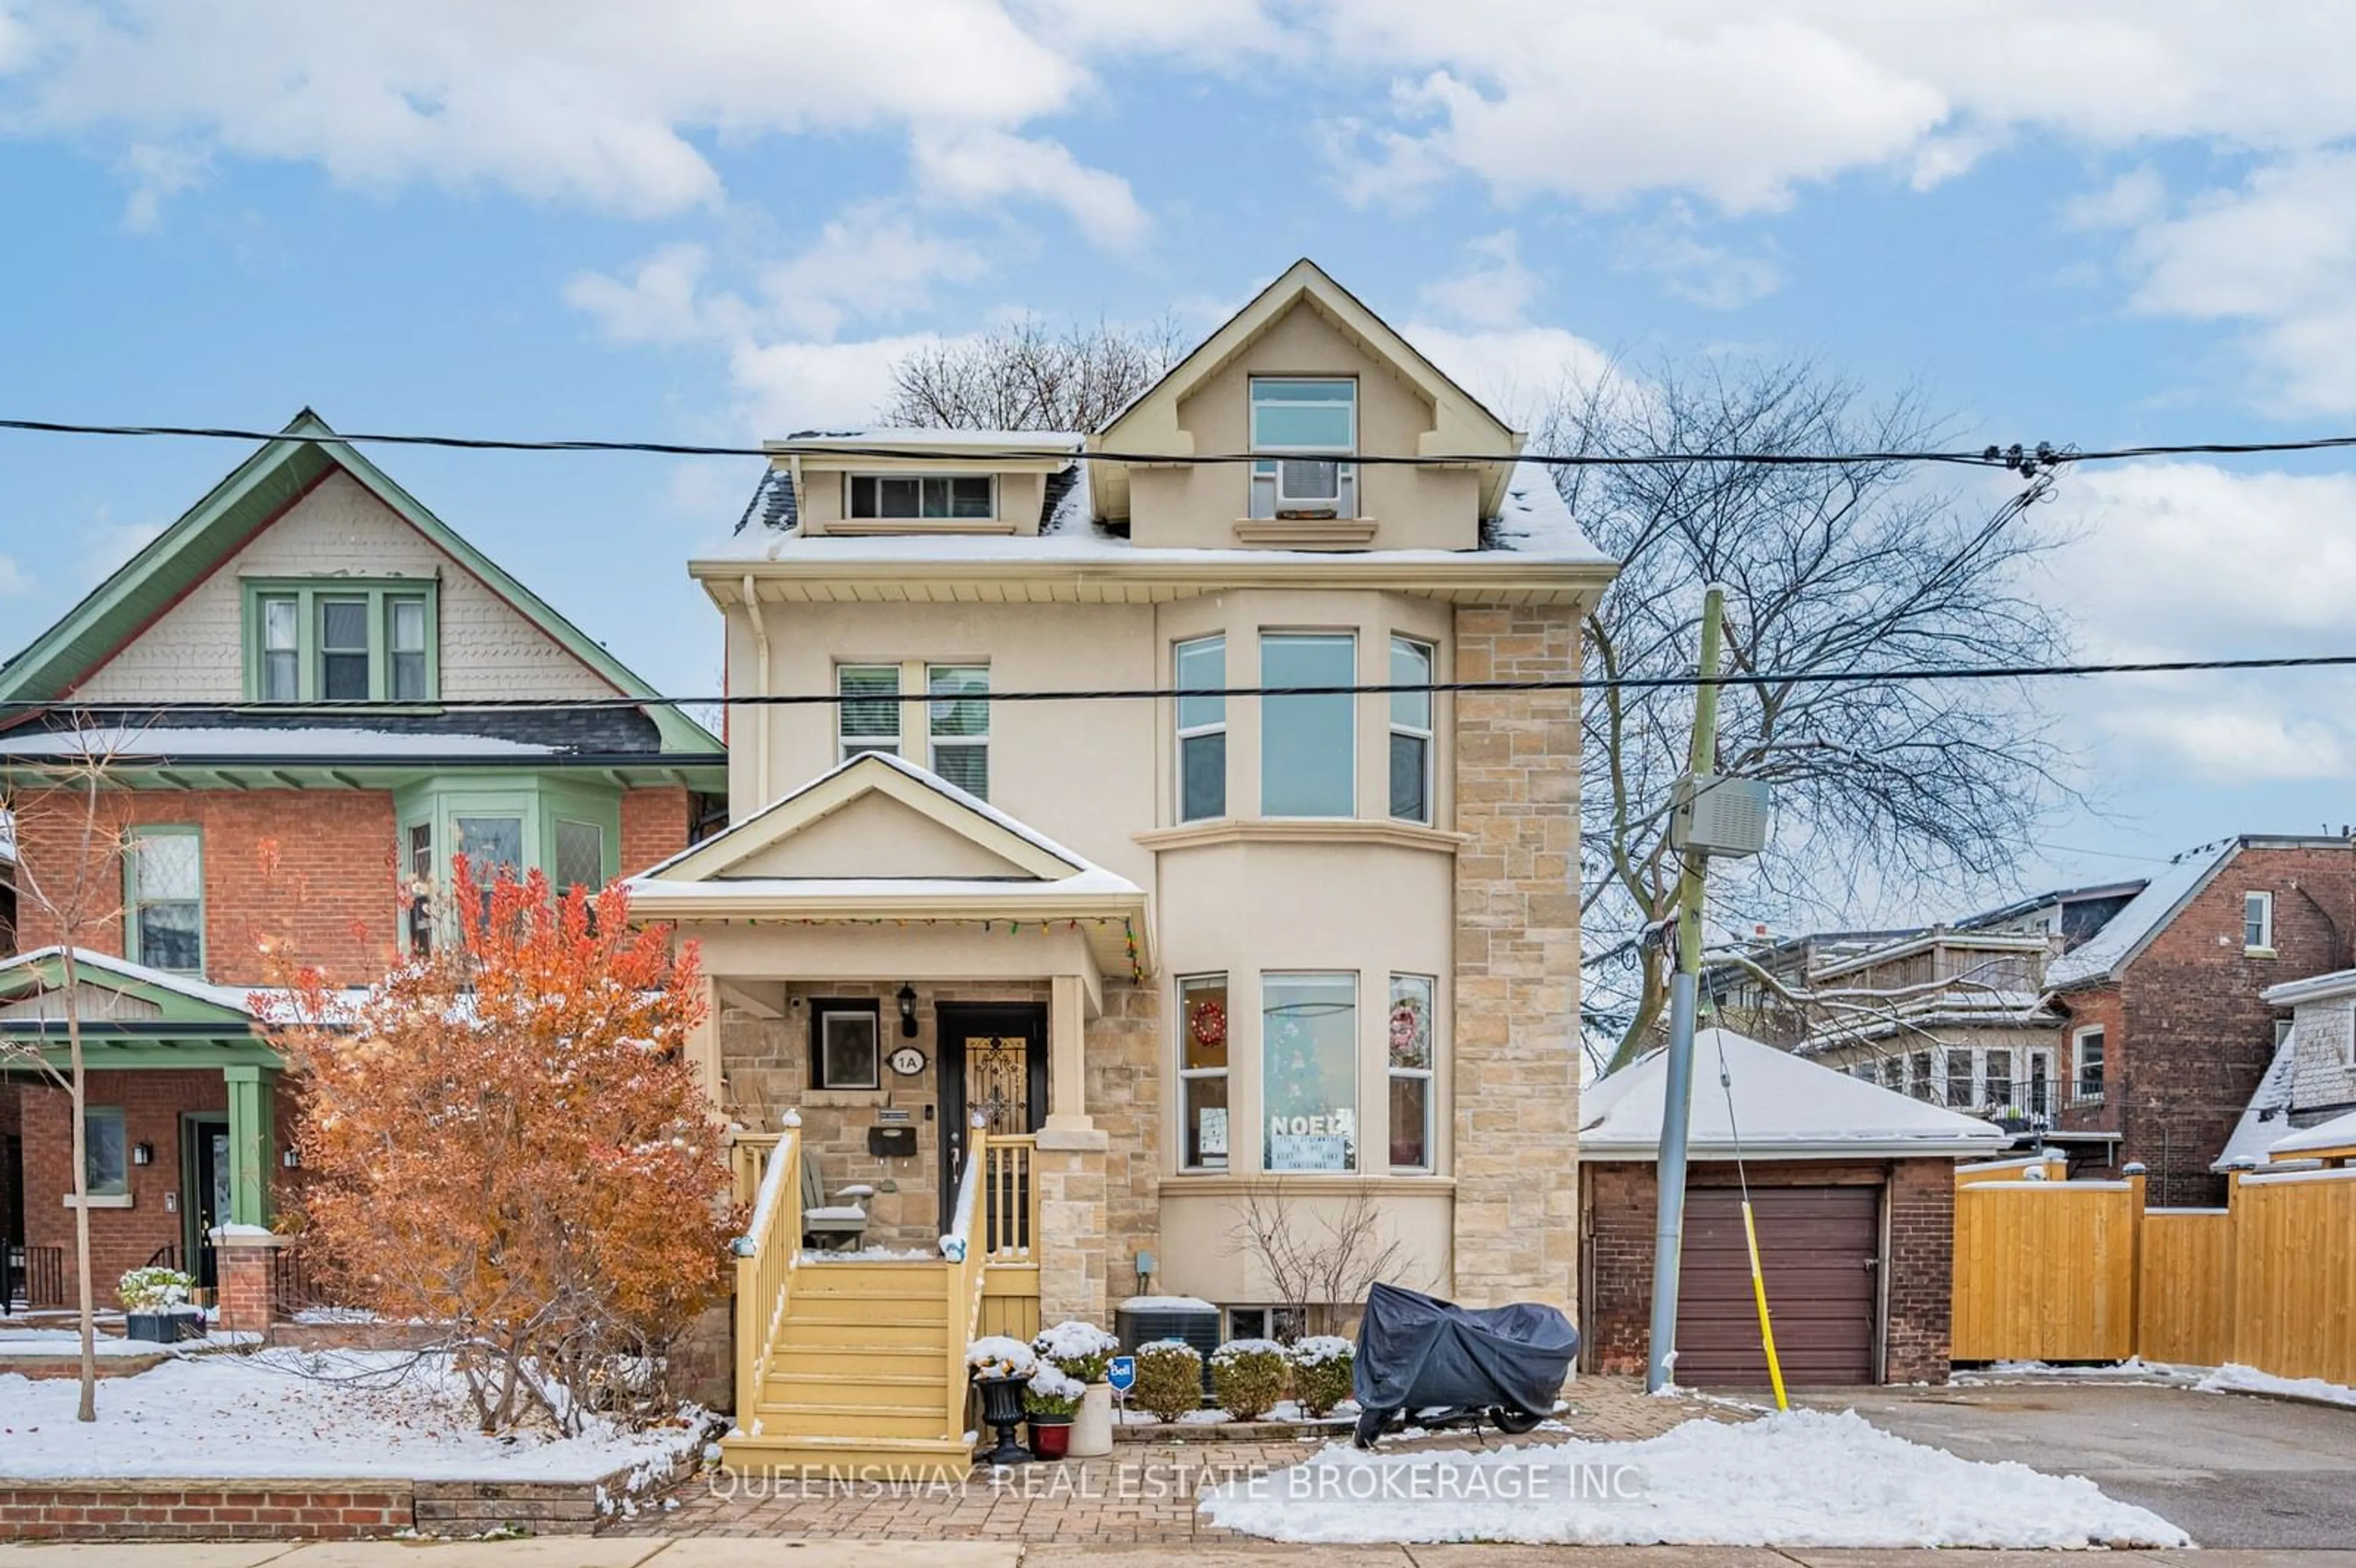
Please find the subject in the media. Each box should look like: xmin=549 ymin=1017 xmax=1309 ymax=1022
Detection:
xmin=799 ymin=1151 xmax=871 ymax=1251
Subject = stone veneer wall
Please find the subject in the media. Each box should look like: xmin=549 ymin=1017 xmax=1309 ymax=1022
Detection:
xmin=1450 ymin=604 xmax=1583 ymax=1313
xmin=1084 ymin=980 xmax=1163 ymax=1292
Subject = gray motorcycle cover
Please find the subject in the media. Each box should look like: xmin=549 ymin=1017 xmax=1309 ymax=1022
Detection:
xmin=1351 ymin=1282 xmax=1579 ymax=1415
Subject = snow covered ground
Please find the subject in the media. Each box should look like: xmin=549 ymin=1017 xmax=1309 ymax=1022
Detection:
xmin=1199 ymin=1408 xmax=2190 ymax=1548
xmin=0 ymin=1327 xmax=263 ymax=1358
xmin=2196 ymin=1362 xmax=2356 ymax=1408
xmin=1960 ymin=1357 xmax=2356 ymax=1409
xmin=0 ymin=1347 xmax=704 ymax=1485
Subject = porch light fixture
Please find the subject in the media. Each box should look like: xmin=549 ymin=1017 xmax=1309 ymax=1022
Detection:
xmin=896 ymin=983 xmax=919 ymax=1039
xmin=131 ymin=1143 xmax=153 ymax=1167
xmin=281 ymin=1147 xmax=302 ymax=1170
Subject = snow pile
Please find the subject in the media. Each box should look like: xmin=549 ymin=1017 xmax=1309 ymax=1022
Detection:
xmin=2196 ymin=1362 xmax=2356 ymax=1408
xmin=1956 ymin=1358 xmax=2200 ymax=1386
xmin=0 ymin=1348 xmax=705 ymax=1482
xmin=1199 ymin=1408 xmax=2189 ymax=1548
xmin=966 ymin=1335 xmax=1037 ymax=1380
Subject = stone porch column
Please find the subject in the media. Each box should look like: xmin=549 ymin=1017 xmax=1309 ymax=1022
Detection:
xmin=1033 ymin=1130 xmax=1108 ymax=1328
xmin=1044 ymin=973 xmax=1090 ymax=1132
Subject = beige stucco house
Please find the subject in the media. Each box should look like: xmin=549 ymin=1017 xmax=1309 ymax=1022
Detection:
xmin=634 ymin=261 xmax=1616 ymax=1472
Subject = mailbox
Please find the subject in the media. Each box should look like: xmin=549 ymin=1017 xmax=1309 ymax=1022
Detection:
xmin=867 ymin=1124 xmax=918 ymax=1158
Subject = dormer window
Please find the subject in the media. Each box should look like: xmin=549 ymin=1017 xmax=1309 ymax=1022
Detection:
xmin=846 ymin=474 xmax=995 ymax=521
xmin=244 ymin=580 xmax=439 ymax=704
xmin=1249 ymin=379 xmax=1357 ymax=519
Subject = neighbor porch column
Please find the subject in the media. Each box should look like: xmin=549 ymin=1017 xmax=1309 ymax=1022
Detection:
xmin=222 ymin=1063 xmax=276 ymax=1228
xmin=1044 ymin=973 xmax=1090 ymax=1132
xmin=1036 ymin=972 xmax=1109 ymax=1324
xmin=686 ymin=974 xmax=723 ymax=1105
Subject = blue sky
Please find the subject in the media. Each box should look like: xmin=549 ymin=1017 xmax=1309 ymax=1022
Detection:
xmin=4 ymin=2 xmax=2355 ymax=925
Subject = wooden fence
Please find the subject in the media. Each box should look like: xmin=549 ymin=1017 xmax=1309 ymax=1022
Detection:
xmin=1952 ymin=1155 xmax=2356 ymax=1385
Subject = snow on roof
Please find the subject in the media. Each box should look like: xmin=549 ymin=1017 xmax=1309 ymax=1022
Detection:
xmin=2214 ymin=1031 xmax=2302 ymax=1170
xmin=0 ymin=945 xmax=260 ymax=1015
xmin=2262 ymin=966 xmax=2356 ymax=1007
xmin=2045 ymin=844 xmax=2232 ymax=990
xmin=2270 ymin=1107 xmax=2356 ymax=1161
xmin=1580 ymin=1027 xmax=2009 ymax=1160
xmin=0 ymin=727 xmax=556 ymax=761
xmin=776 ymin=428 xmax=1085 ymax=453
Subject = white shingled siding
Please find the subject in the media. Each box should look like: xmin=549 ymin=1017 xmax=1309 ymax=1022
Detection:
xmin=75 ymin=471 xmax=619 ymax=702
xmin=2288 ymin=999 xmax=2356 ymax=1110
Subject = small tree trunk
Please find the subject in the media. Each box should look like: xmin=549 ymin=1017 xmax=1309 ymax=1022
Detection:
xmin=63 ymin=947 xmax=97 ymax=1423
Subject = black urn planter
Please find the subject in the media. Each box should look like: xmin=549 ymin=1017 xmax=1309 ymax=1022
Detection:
xmin=974 ymin=1375 xmax=1031 ymax=1466
xmin=125 ymin=1309 xmax=204 ymax=1345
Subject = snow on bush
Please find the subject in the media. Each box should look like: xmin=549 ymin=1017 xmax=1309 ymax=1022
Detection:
xmin=1034 ymin=1320 xmax=1119 ymax=1383
xmin=1289 ymin=1335 xmax=1355 ymax=1417
xmin=1210 ymin=1339 xmax=1288 ymax=1422
xmin=966 ymin=1335 xmax=1039 ymax=1381
xmin=1132 ymin=1339 xmax=1204 ymax=1423
xmin=117 ymin=1267 xmax=196 ymax=1311
xmin=1024 ymin=1364 xmax=1085 ymax=1417
xmin=1200 ymin=1408 xmax=2190 ymax=1548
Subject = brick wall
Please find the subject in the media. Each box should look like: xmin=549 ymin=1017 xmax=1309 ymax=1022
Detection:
xmin=0 ymin=1484 xmax=412 ymax=1541
xmin=1579 ymin=1159 xmax=1955 ymax=1384
xmin=10 ymin=786 xmax=398 ymax=986
xmin=621 ymin=785 xmax=692 ymax=876
xmin=2065 ymin=844 xmax=2356 ymax=1207
xmin=1451 ymin=604 xmax=1582 ymax=1312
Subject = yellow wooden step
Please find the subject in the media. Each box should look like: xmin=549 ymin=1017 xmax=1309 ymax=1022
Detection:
xmin=793 ymin=1262 xmax=948 ymax=1293
xmin=778 ymin=1316 xmax=945 ymax=1347
xmin=763 ymin=1371 xmax=949 ymax=1409
xmin=771 ymin=1344 xmax=949 ymax=1379
xmin=720 ymin=1431 xmax=972 ymax=1483
xmin=757 ymin=1403 xmax=953 ymax=1440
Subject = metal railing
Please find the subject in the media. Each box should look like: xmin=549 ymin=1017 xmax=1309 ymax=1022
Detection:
xmin=4 ymin=1242 xmax=67 ymax=1312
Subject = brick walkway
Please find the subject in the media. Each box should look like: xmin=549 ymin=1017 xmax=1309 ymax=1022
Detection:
xmin=623 ymin=1377 xmax=1750 ymax=1543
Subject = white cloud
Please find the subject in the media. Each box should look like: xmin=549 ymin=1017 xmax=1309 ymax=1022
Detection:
xmin=760 ymin=204 xmax=988 ymax=336
xmin=0 ymin=551 xmax=33 ymax=597
xmin=564 ymin=242 xmax=736 ymax=346
xmin=113 ymin=138 xmax=206 ymax=230
xmin=909 ymin=128 xmax=1148 ymax=250
xmin=1401 ymin=321 xmax=1612 ymax=429
xmin=1614 ymin=206 xmax=1780 ymax=309
xmin=2041 ymin=461 xmax=2356 ymax=782
xmin=2064 ymin=165 xmax=2166 ymax=231
xmin=727 ymin=332 xmax=955 ymax=434
xmin=1419 ymin=231 xmax=1539 ymax=331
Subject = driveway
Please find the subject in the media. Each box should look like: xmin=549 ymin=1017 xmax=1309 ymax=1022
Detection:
xmin=1790 ymin=1378 xmax=2356 ymax=1549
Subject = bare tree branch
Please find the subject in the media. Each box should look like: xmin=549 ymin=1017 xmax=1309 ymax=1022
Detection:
xmin=878 ymin=315 xmax=1184 ymax=432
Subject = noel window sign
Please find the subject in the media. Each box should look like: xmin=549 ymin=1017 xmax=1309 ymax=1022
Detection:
xmin=1262 ymin=974 xmax=1359 ymax=1172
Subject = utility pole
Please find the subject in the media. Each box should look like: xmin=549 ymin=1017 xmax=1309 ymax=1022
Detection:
xmin=1646 ymin=583 xmax=1728 ymax=1394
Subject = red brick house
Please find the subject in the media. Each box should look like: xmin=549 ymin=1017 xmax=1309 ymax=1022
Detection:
xmin=2044 ymin=834 xmax=2356 ymax=1206
xmin=0 ymin=413 xmax=725 ymax=1308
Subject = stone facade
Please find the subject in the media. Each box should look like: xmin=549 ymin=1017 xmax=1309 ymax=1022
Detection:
xmin=1084 ymin=980 xmax=1162 ymax=1291
xmin=1579 ymin=1158 xmax=1957 ymax=1385
xmin=1450 ymin=603 xmax=1583 ymax=1312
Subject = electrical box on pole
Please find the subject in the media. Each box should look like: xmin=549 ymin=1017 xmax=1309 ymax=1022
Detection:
xmin=1668 ymin=774 xmax=1773 ymax=859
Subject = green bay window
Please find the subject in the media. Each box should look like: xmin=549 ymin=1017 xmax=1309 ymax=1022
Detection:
xmin=1261 ymin=633 xmax=1355 ymax=817
xmin=242 ymin=579 xmax=439 ymax=703
xmin=1263 ymin=971 xmax=1358 ymax=1172
xmin=396 ymin=776 xmax=620 ymax=926
xmin=124 ymin=826 xmax=203 ymax=975
xmin=1175 ymin=636 xmax=1226 ymax=821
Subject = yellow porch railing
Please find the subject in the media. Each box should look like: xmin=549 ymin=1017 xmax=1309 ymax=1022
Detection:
xmin=729 ymin=1131 xmax=783 ymax=1207
xmin=731 ymin=1121 xmax=802 ymax=1429
xmin=942 ymin=1117 xmax=993 ymax=1429
xmin=983 ymin=1134 xmax=1040 ymax=1262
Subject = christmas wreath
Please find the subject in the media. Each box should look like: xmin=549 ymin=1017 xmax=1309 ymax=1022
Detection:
xmin=1189 ymin=997 xmax=1228 ymax=1050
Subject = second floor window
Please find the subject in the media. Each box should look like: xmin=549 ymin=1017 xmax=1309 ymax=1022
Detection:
xmin=1261 ymin=632 xmax=1355 ymax=817
xmin=838 ymin=665 xmax=901 ymax=759
xmin=2244 ymin=891 xmax=2274 ymax=951
xmin=928 ymin=665 xmax=990 ymax=797
xmin=1390 ymin=636 xmax=1434 ymax=824
xmin=125 ymin=827 xmax=202 ymax=975
xmin=1249 ymin=378 xmax=1357 ymax=518
xmin=847 ymin=474 xmax=993 ymax=520
xmin=2073 ymin=1026 xmax=2106 ymax=1102
xmin=248 ymin=582 xmax=436 ymax=703
xmin=1175 ymin=636 xmax=1226 ymax=821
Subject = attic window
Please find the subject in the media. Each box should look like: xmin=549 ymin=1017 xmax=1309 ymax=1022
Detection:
xmin=1249 ymin=379 xmax=1357 ymax=519
xmin=847 ymin=474 xmax=994 ymax=521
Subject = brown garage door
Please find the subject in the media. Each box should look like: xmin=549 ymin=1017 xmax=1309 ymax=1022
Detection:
xmin=1674 ymin=1183 xmax=1880 ymax=1386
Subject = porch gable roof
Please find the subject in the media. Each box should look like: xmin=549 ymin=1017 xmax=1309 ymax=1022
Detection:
xmin=0 ymin=947 xmax=283 ymax=1066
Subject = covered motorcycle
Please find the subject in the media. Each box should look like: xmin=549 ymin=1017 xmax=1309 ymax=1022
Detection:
xmin=1350 ymin=1282 xmax=1578 ymax=1447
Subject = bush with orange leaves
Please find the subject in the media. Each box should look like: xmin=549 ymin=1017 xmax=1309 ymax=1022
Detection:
xmin=259 ymin=862 xmax=736 ymax=1435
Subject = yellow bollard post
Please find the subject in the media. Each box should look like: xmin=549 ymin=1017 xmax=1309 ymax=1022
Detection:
xmin=1739 ymin=1199 xmax=1790 ymax=1412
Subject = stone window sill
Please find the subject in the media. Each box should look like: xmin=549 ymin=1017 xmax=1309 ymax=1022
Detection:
xmin=1158 ymin=1174 xmax=1455 ymax=1198
xmin=62 ymin=1193 xmax=133 ymax=1209
xmin=1232 ymin=518 xmax=1379 ymax=547
xmin=804 ymin=1089 xmax=891 ymax=1109
xmin=2245 ymin=947 xmax=2278 ymax=959
xmin=1135 ymin=818 xmax=1465 ymax=855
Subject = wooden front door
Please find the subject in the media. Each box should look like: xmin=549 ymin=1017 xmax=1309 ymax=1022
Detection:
xmin=936 ymin=1002 xmax=1048 ymax=1243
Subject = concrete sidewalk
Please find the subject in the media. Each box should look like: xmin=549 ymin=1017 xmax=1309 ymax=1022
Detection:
xmin=5 ymin=1546 xmax=2355 ymax=1566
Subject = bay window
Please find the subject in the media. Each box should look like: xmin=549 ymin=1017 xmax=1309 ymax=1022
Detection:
xmin=1262 ymin=972 xmax=1357 ymax=1172
xmin=1261 ymin=632 xmax=1355 ymax=817
xmin=1389 ymin=636 xmax=1433 ymax=824
xmin=1388 ymin=974 xmax=1434 ymax=1169
xmin=1175 ymin=636 xmax=1226 ymax=821
xmin=1179 ymin=974 xmax=1231 ymax=1170
xmin=1249 ymin=379 xmax=1357 ymax=518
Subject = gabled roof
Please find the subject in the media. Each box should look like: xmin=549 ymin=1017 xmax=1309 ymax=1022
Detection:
xmin=0 ymin=411 xmax=718 ymax=758
xmin=1580 ymin=1026 xmax=2009 ymax=1161
xmin=627 ymin=752 xmax=1150 ymax=977
xmin=0 ymin=946 xmax=261 ymax=1029
xmin=2046 ymin=835 xmax=2353 ymax=991
xmin=1088 ymin=258 xmax=1522 ymax=520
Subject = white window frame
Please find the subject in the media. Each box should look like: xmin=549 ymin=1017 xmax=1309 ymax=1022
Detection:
xmin=1259 ymin=631 xmax=1357 ymax=819
xmin=1249 ymin=377 xmax=1358 ymax=517
xmin=837 ymin=663 xmax=902 ymax=761
xmin=2027 ymin=1047 xmax=2054 ymax=1115
xmin=926 ymin=664 xmax=990 ymax=800
xmin=2244 ymin=890 xmax=2275 ymax=953
xmin=1943 ymin=1047 xmax=1976 ymax=1109
xmin=1388 ymin=635 xmax=1435 ymax=826
xmin=2071 ymin=1024 xmax=2106 ymax=1104
xmin=844 ymin=472 xmax=996 ymax=521
xmin=1984 ymin=1048 xmax=2014 ymax=1112
xmin=1174 ymin=636 xmax=1227 ymax=823
xmin=1387 ymin=974 xmax=1436 ymax=1171
xmin=1177 ymin=974 xmax=1230 ymax=1173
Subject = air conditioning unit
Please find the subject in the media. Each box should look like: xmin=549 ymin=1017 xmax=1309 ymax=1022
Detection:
xmin=1669 ymin=773 xmax=1773 ymax=858
xmin=1116 ymin=1299 xmax=1220 ymax=1398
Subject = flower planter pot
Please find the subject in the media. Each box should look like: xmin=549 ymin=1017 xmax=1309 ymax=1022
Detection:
xmin=1028 ymin=1414 xmax=1072 ymax=1460
xmin=974 ymin=1374 xmax=1031 ymax=1466
xmin=124 ymin=1309 xmax=204 ymax=1345
xmin=1068 ymin=1381 xmax=1114 ymax=1458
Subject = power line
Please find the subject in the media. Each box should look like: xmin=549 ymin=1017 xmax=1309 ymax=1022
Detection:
xmin=2 ymin=416 xmax=2354 ymax=470
xmin=10 ymin=648 xmax=2356 ymax=717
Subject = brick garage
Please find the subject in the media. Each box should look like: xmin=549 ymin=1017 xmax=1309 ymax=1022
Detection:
xmin=1577 ymin=1028 xmax=2003 ymax=1386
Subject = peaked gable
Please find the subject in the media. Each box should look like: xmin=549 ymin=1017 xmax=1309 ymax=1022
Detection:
xmin=0 ymin=413 xmax=717 ymax=756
